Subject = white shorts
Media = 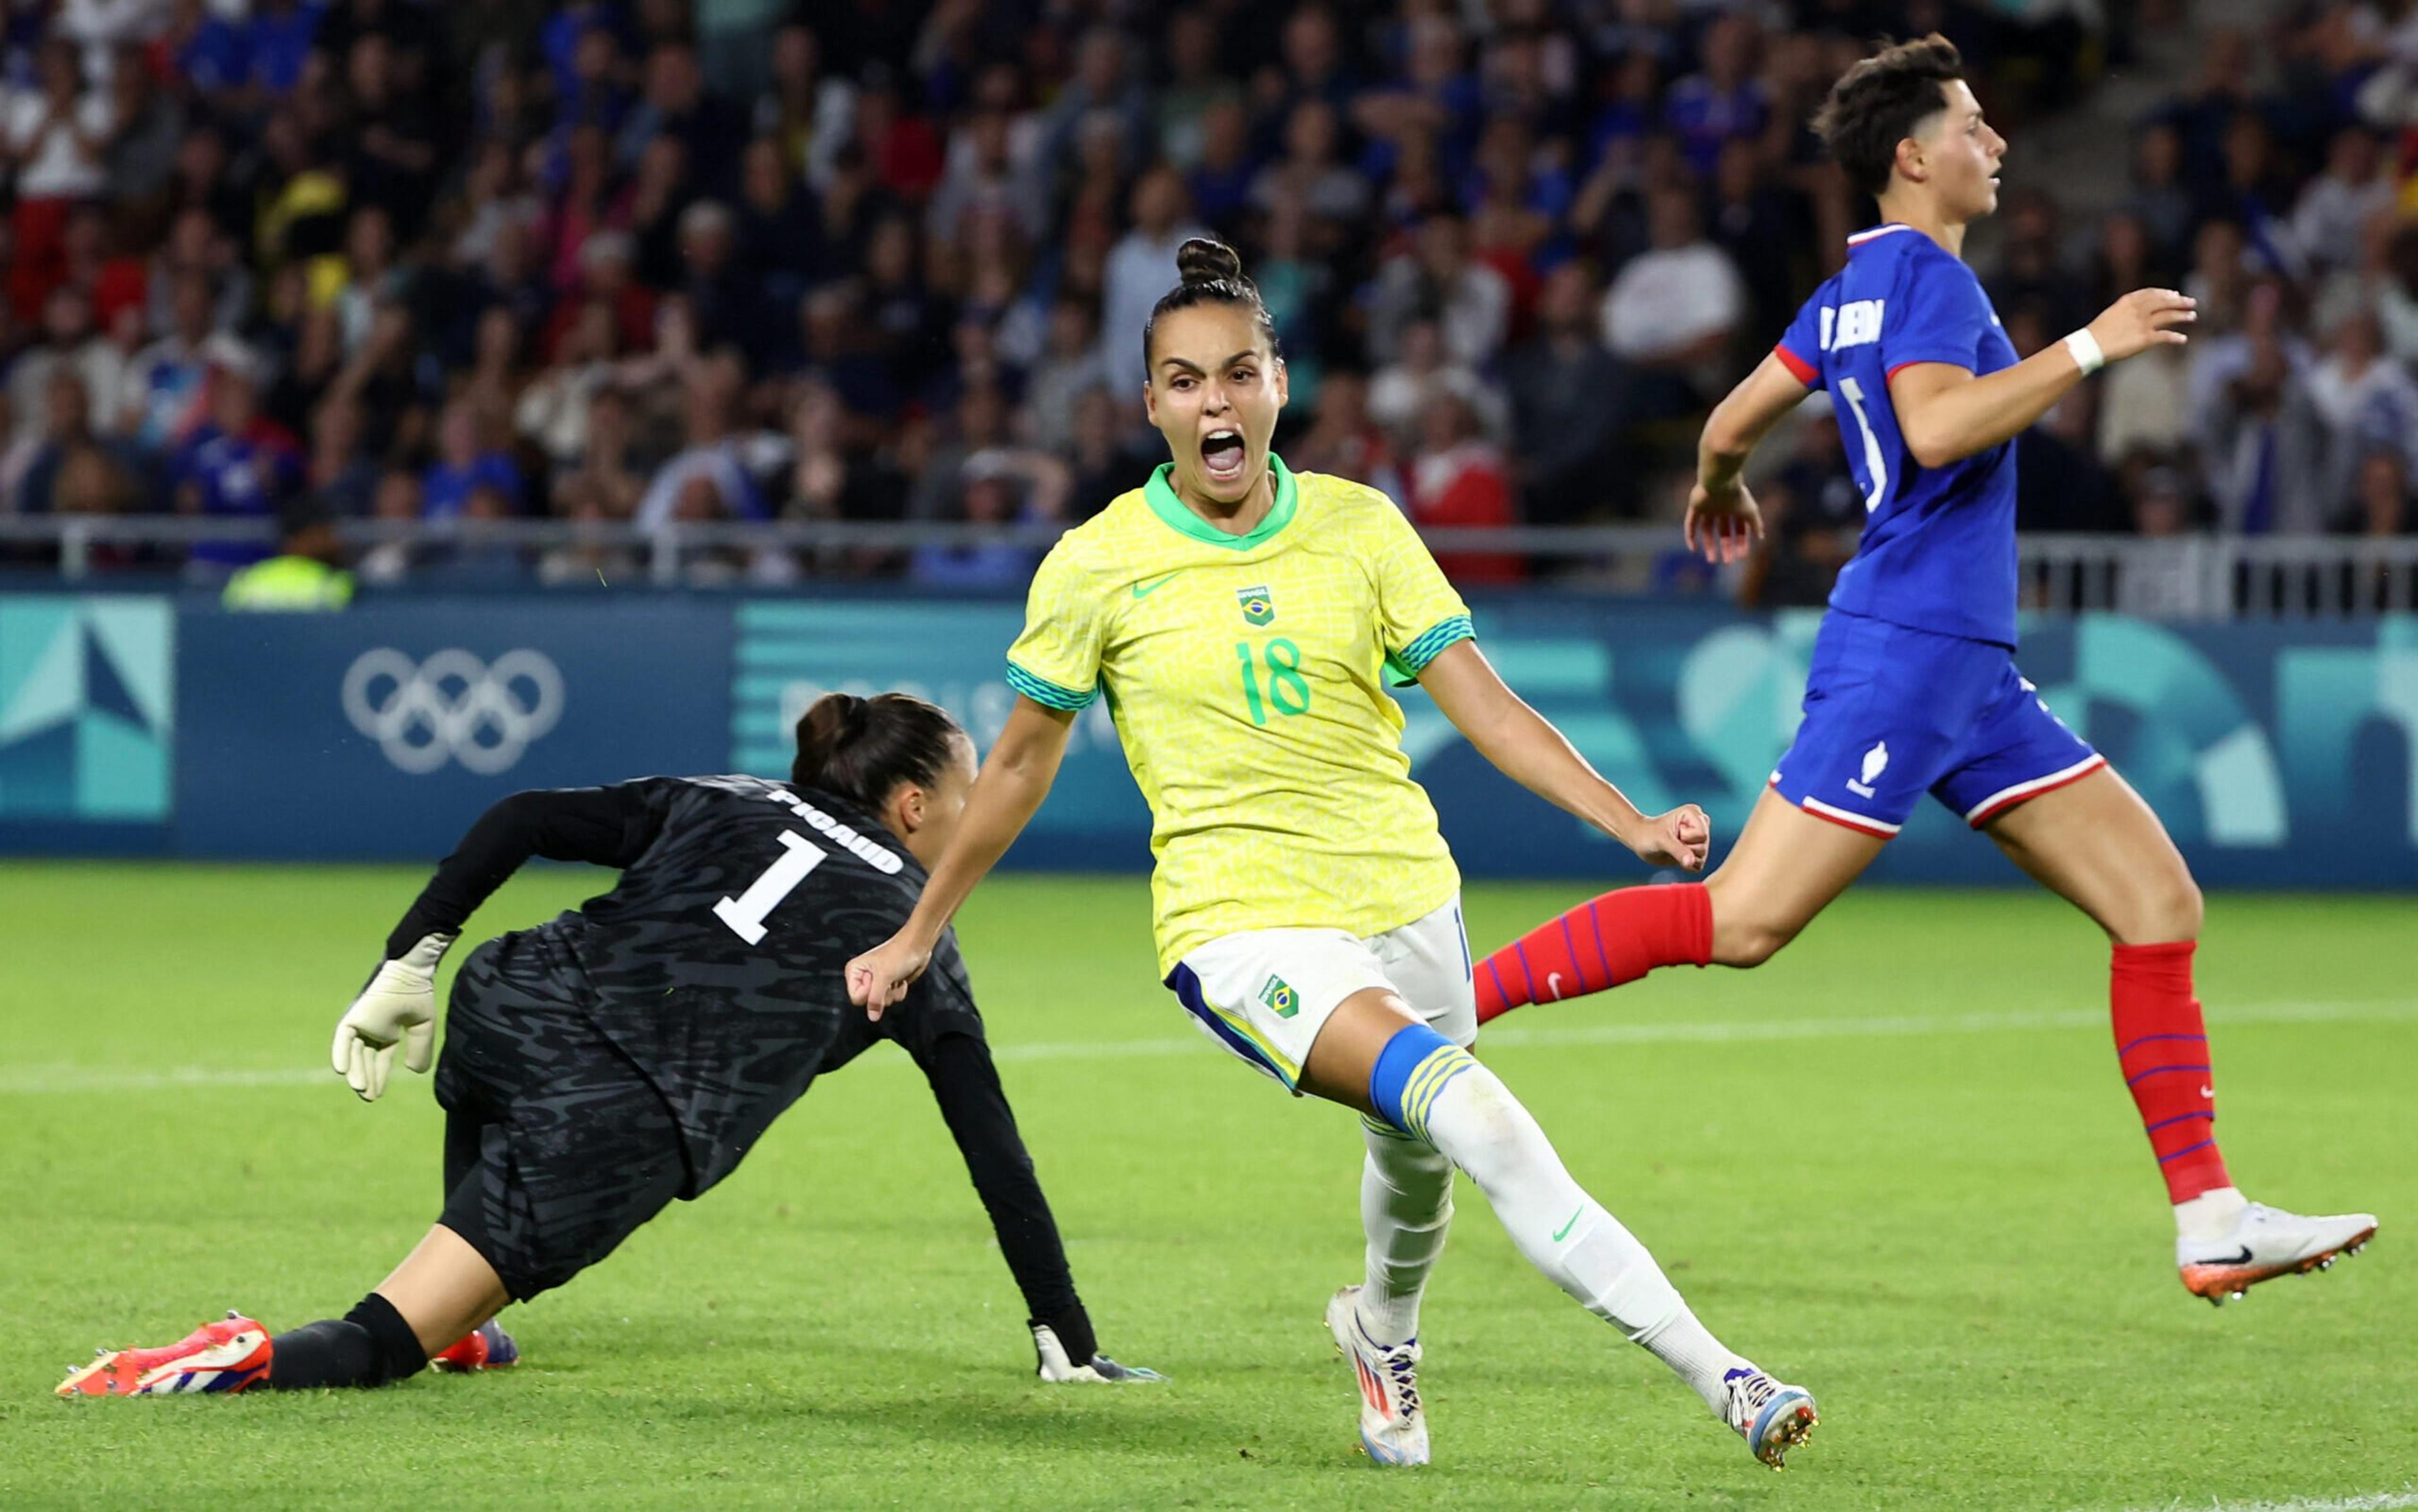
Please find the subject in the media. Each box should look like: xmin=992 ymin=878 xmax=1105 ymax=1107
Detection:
xmin=1163 ymin=896 xmax=1475 ymax=1092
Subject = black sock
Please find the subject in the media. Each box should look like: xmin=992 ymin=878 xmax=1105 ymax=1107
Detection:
xmin=1033 ymin=1303 xmax=1097 ymax=1365
xmin=268 ymin=1293 xmax=429 ymax=1390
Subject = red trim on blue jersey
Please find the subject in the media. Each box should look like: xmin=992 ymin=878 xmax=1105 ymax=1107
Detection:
xmin=1773 ymin=344 xmax=1817 ymax=384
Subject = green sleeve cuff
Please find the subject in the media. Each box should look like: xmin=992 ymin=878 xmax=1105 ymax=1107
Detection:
xmin=1384 ymin=615 xmax=1476 ymax=686
xmin=1006 ymin=661 xmax=1098 ymax=710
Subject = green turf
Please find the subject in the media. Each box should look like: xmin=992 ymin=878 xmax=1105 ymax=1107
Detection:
xmin=2 ymin=865 xmax=2410 ymax=1511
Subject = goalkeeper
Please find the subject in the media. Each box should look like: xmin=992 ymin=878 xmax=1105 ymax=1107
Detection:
xmin=61 ymin=693 xmax=1158 ymax=1396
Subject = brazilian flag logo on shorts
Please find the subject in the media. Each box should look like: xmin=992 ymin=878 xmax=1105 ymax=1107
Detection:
xmin=1259 ymin=975 xmax=1299 ymax=1018
xmin=1237 ymin=586 xmax=1274 ymax=627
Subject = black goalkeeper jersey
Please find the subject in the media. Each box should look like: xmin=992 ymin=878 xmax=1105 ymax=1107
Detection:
xmin=388 ymin=774 xmax=975 ymax=1197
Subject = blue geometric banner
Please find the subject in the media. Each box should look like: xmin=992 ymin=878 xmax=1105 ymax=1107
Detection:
xmin=0 ymin=595 xmax=173 ymax=822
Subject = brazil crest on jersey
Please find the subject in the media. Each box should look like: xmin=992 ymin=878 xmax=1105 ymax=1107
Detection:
xmin=1773 ymin=222 xmax=2023 ymax=647
xmin=1006 ymin=454 xmax=1475 ymax=975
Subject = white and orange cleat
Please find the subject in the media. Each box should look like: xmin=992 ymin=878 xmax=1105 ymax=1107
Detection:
xmin=57 ymin=1311 xmax=272 ymax=1397
xmin=431 ymin=1319 xmax=519 ymax=1373
xmin=2180 ymin=1203 xmax=2377 ymax=1305
xmin=1324 ymin=1285 xmax=1428 ymax=1466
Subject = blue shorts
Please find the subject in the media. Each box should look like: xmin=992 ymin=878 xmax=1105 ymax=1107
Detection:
xmin=1769 ymin=611 xmax=2104 ymax=838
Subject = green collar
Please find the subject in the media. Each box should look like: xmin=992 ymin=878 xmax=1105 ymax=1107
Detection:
xmin=1143 ymin=452 xmax=1298 ymax=550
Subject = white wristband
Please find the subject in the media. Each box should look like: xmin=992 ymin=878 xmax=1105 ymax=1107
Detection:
xmin=2062 ymin=329 xmax=2104 ymax=376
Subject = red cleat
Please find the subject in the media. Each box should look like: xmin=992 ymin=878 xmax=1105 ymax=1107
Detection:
xmin=57 ymin=1311 xmax=272 ymax=1397
xmin=431 ymin=1319 xmax=519 ymax=1373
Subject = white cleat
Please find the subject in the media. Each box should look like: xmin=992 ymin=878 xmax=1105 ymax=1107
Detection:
xmin=1031 ymin=1324 xmax=1165 ymax=1383
xmin=2179 ymin=1202 xmax=2378 ymax=1305
xmin=1720 ymin=1366 xmax=1819 ymax=1470
xmin=1324 ymin=1285 xmax=1428 ymax=1467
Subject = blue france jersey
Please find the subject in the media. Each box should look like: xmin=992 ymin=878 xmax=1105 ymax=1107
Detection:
xmin=1774 ymin=223 xmax=2022 ymax=646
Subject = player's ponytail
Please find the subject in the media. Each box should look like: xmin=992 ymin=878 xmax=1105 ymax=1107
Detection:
xmin=791 ymin=691 xmax=965 ymax=811
xmin=1144 ymin=236 xmax=1281 ymax=373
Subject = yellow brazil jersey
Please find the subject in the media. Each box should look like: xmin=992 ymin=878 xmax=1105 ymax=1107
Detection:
xmin=1006 ymin=453 xmax=1475 ymax=977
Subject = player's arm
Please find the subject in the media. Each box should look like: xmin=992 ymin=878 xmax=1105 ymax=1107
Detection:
xmin=1686 ymin=353 xmax=1812 ymax=564
xmin=1417 ymin=640 xmax=1709 ymax=872
xmin=848 ymin=698 xmax=1074 ymax=1018
xmin=332 ymin=784 xmax=672 ymax=1101
xmin=1891 ymin=288 xmax=2195 ymax=469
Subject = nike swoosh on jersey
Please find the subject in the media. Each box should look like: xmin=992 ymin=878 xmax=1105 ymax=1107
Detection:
xmin=1131 ymin=572 xmax=1181 ymax=598
xmin=1552 ymin=1207 xmax=1584 ymax=1242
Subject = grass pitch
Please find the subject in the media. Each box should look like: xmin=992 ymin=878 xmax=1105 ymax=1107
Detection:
xmin=2 ymin=865 xmax=2410 ymax=1511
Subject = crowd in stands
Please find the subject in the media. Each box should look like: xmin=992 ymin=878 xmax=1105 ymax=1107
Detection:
xmin=0 ymin=0 xmax=2413 ymax=601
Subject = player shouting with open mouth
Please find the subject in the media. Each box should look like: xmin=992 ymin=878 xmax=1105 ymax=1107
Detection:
xmin=849 ymin=239 xmax=1819 ymax=1470
xmin=61 ymin=693 xmax=1157 ymax=1396
xmin=1472 ymin=37 xmax=2374 ymax=1304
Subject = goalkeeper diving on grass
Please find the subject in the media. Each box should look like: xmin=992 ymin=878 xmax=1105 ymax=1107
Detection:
xmin=59 ymin=693 xmax=1159 ymax=1397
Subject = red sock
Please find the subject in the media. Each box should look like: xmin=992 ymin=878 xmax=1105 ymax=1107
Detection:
xmin=1474 ymin=884 xmax=1712 ymax=1023
xmin=2111 ymin=941 xmax=2232 ymax=1203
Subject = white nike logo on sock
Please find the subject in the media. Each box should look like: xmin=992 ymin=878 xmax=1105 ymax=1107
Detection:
xmin=2199 ymin=1085 xmax=2213 ymax=1098
xmin=1547 ymin=972 xmax=1565 ymax=1001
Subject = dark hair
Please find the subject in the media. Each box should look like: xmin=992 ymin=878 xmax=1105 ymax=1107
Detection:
xmin=1142 ymin=237 xmax=1281 ymax=375
xmin=790 ymin=691 xmax=965 ymax=810
xmin=1812 ymin=35 xmax=1966 ymax=201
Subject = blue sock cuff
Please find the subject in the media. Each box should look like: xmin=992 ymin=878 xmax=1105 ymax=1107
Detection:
xmin=1368 ymin=1022 xmax=1476 ymax=1143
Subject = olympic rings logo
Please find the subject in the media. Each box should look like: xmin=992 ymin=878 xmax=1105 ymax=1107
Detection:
xmin=341 ymin=647 xmax=565 ymax=775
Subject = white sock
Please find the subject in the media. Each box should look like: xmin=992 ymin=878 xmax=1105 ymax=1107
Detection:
xmin=1633 ymin=1309 xmax=1757 ymax=1415
xmin=1357 ymin=1118 xmax=1454 ymax=1347
xmin=1409 ymin=1049 xmax=1743 ymax=1411
xmin=2174 ymin=1185 xmax=2249 ymax=1241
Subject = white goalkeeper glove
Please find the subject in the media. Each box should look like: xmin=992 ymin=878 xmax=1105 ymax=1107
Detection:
xmin=331 ymin=932 xmax=455 ymax=1102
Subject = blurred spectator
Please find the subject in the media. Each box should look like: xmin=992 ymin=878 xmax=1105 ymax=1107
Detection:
xmin=18 ymin=368 xmax=145 ymax=516
xmin=116 ymin=268 xmax=220 ymax=451
xmin=223 ymin=506 xmax=355 ymax=611
xmin=1601 ymin=187 xmax=1744 ymax=400
xmin=1100 ymin=166 xmax=1205 ymax=400
xmin=1369 ymin=317 xmax=1505 ymax=450
xmin=1025 ymin=296 xmax=1105 ymax=456
xmin=2190 ymin=282 xmax=2324 ymax=535
xmin=2292 ymin=125 xmax=2393 ymax=277
xmin=422 ymin=399 xmax=525 ymax=521
xmin=1404 ymin=390 xmax=1522 ymax=584
xmin=9 ymin=283 xmax=122 ymax=455
xmin=635 ymin=351 xmax=764 ymax=529
xmin=2116 ymin=462 xmax=2201 ymax=618
xmin=909 ymin=448 xmax=1067 ymax=589
xmin=2336 ymin=450 xmax=2418 ymax=607
xmin=1287 ymin=368 xmax=1402 ymax=504
xmin=2123 ymin=122 xmax=2195 ymax=259
xmin=1503 ymin=262 xmax=1637 ymax=524
xmin=1156 ymin=11 xmax=1242 ymax=173
xmin=171 ymin=355 xmax=300 ymax=569
xmin=1367 ymin=212 xmax=1511 ymax=368
xmin=1666 ymin=16 xmax=1767 ymax=178
xmin=2307 ymin=307 xmax=2418 ymax=510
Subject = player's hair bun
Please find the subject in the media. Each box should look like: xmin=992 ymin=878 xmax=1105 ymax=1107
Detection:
xmin=790 ymin=691 xmax=964 ymax=812
xmin=1176 ymin=237 xmax=1244 ymax=287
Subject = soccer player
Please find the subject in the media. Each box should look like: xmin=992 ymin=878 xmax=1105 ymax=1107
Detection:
xmin=60 ymin=693 xmax=1159 ymax=1395
xmin=1471 ymin=38 xmax=2375 ymax=1305
xmin=848 ymin=239 xmax=1819 ymax=1470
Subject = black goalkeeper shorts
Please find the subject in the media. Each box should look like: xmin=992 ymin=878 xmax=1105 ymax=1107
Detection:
xmin=433 ymin=929 xmax=687 ymax=1301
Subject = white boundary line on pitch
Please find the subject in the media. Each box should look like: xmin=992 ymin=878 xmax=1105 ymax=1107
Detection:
xmin=3 ymin=998 xmax=2412 ymax=1096
xmin=2096 ymin=1492 xmax=2418 ymax=1512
